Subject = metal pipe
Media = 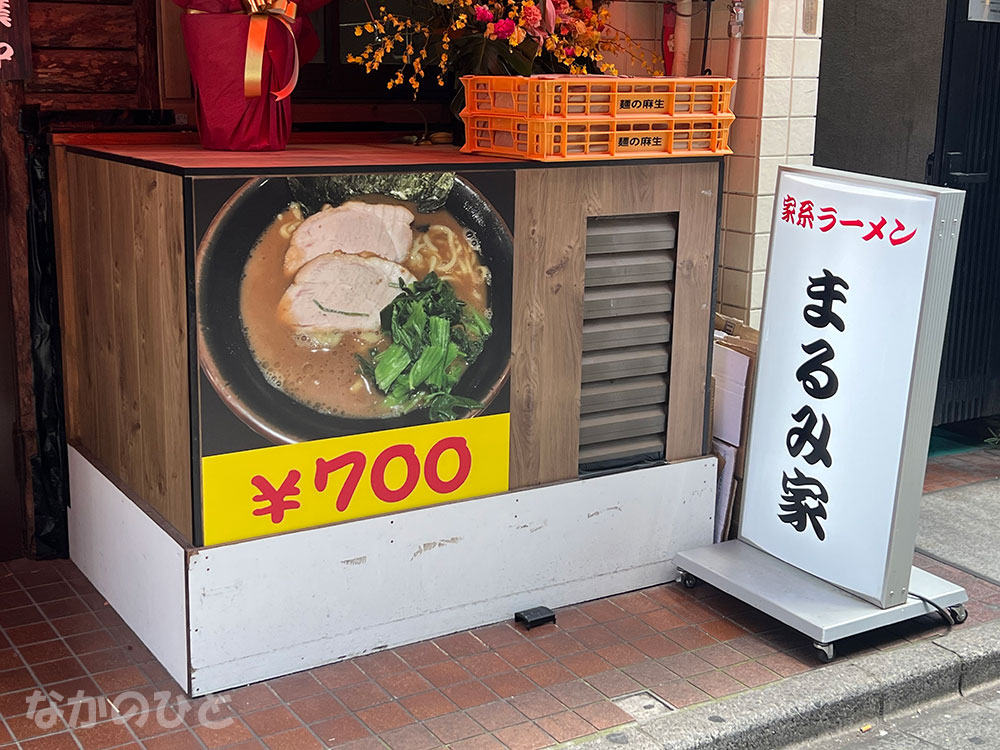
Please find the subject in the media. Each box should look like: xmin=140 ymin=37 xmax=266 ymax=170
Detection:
xmin=701 ymin=0 xmax=713 ymax=74
xmin=672 ymin=0 xmax=692 ymax=76
xmin=727 ymin=0 xmax=744 ymax=82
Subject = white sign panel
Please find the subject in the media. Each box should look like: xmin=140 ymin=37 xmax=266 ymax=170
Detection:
xmin=740 ymin=167 xmax=962 ymax=608
xmin=969 ymin=0 xmax=1000 ymax=22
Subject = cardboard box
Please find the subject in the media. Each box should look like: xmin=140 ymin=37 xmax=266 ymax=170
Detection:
xmin=711 ymin=313 xmax=759 ymax=540
xmin=712 ymin=343 xmax=751 ymax=447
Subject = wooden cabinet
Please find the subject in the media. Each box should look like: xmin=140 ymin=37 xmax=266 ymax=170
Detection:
xmin=55 ymin=144 xmax=721 ymax=544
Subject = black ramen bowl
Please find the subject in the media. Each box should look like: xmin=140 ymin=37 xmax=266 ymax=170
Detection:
xmin=197 ymin=174 xmax=513 ymax=444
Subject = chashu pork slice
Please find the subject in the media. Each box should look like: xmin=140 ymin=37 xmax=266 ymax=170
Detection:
xmin=284 ymin=200 xmax=415 ymax=274
xmin=278 ymin=252 xmax=416 ymax=337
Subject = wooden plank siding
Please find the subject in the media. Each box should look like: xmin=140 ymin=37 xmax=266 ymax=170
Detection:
xmin=59 ymin=152 xmax=192 ymax=540
xmin=23 ymin=0 xmax=158 ymax=109
xmin=28 ymin=4 xmax=136 ymax=47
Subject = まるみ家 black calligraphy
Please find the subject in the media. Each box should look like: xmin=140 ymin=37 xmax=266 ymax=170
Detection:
xmin=804 ymin=269 xmax=849 ymax=332
xmin=786 ymin=405 xmax=833 ymax=468
xmin=778 ymin=268 xmax=849 ymax=541
xmin=778 ymin=469 xmax=830 ymax=541
xmin=795 ymin=339 xmax=839 ymax=399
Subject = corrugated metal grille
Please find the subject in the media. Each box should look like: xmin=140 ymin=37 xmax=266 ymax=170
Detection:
xmin=579 ymin=215 xmax=675 ymax=473
xmin=935 ymin=15 xmax=1000 ymax=424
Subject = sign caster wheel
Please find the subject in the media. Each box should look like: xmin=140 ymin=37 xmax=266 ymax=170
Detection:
xmin=679 ymin=572 xmax=699 ymax=589
xmin=948 ymin=604 xmax=968 ymax=624
xmin=814 ymin=641 xmax=835 ymax=663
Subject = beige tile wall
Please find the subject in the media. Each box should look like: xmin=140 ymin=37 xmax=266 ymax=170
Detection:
xmin=604 ymin=0 xmax=823 ymax=328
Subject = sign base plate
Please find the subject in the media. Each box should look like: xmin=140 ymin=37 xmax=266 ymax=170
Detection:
xmin=674 ymin=540 xmax=967 ymax=654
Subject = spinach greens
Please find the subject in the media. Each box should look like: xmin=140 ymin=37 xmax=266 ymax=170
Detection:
xmin=359 ymin=273 xmax=493 ymax=421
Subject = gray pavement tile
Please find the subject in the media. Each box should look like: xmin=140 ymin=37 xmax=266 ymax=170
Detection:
xmin=796 ymin=726 xmax=941 ymax=750
xmin=917 ymin=480 xmax=1000 ymax=583
xmin=564 ymin=621 xmax=1000 ymax=750
xmin=900 ymin=699 xmax=1000 ymax=748
xmin=963 ymin=683 xmax=1000 ymax=711
xmin=848 ymin=641 xmax=962 ymax=715
xmin=570 ymin=726 xmax=661 ymax=750
xmin=638 ymin=663 xmax=882 ymax=750
xmin=934 ymin=620 xmax=1000 ymax=691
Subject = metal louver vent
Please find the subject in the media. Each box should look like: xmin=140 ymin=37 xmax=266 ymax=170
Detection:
xmin=579 ymin=214 xmax=676 ymax=474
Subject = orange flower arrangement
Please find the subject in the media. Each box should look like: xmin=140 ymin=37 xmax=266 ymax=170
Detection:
xmin=350 ymin=0 xmax=660 ymax=94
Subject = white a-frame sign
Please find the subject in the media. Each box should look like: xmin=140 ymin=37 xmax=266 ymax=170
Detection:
xmin=677 ymin=166 xmax=968 ymax=658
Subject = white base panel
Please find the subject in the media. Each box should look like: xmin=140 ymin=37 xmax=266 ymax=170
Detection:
xmin=65 ymin=449 xmax=716 ymax=697
xmin=188 ymin=458 xmax=716 ymax=695
xmin=67 ymin=447 xmax=190 ymax=689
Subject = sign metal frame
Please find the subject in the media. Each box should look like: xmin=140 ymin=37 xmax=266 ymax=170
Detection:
xmin=738 ymin=165 xmax=966 ymax=608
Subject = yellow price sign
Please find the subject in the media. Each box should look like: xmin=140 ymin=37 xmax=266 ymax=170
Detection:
xmin=201 ymin=413 xmax=510 ymax=545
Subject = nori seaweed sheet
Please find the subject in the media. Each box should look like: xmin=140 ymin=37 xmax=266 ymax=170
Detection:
xmin=288 ymin=172 xmax=456 ymax=215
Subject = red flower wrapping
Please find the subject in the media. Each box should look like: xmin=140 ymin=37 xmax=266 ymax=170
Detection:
xmin=174 ymin=0 xmax=325 ymax=151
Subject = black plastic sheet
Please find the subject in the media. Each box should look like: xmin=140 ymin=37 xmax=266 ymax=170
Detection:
xmin=20 ymin=107 xmax=68 ymax=559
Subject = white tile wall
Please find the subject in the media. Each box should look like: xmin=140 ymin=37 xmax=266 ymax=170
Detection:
xmin=788 ymin=116 xmax=816 ymax=155
xmin=764 ymin=38 xmax=794 ymax=77
xmin=792 ymin=38 xmax=822 ymax=77
xmin=790 ymin=78 xmax=818 ymax=116
xmin=754 ymin=195 xmax=774 ymax=234
xmin=766 ymin=0 xmax=797 ymax=37
xmin=761 ymin=77 xmax=791 ymax=116
xmin=786 ymin=155 xmax=814 ymax=167
xmin=757 ymin=156 xmax=783 ymax=194
xmin=750 ymin=270 xmax=767 ymax=308
xmin=722 ymin=230 xmax=753 ymax=270
xmin=759 ymin=117 xmax=788 ymax=156
xmin=752 ymin=233 xmax=771 ymax=270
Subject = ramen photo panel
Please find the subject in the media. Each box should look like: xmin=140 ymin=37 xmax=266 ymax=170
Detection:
xmin=193 ymin=171 xmax=515 ymax=545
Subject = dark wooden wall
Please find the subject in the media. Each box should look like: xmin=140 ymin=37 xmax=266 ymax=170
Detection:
xmin=24 ymin=0 xmax=159 ymax=109
xmin=0 ymin=0 xmax=161 ymax=556
xmin=0 ymin=85 xmax=37 ymax=556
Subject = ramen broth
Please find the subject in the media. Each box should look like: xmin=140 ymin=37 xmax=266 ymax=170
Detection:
xmin=240 ymin=199 xmax=490 ymax=419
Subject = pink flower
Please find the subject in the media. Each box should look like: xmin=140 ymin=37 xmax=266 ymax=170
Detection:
xmin=473 ymin=4 xmax=494 ymax=22
xmin=564 ymin=45 xmax=575 ymax=57
xmin=521 ymin=2 xmax=542 ymax=28
xmin=494 ymin=18 xmax=517 ymax=39
xmin=542 ymin=0 xmax=556 ymax=32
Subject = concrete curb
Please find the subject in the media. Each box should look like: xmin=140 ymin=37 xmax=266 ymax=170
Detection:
xmin=566 ymin=620 xmax=1000 ymax=750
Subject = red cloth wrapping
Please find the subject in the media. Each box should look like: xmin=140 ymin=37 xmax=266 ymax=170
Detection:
xmin=174 ymin=0 xmax=325 ymax=151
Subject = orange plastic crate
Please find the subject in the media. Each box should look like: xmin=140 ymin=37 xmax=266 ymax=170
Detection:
xmin=461 ymin=75 xmax=735 ymax=119
xmin=461 ymin=113 xmax=734 ymax=161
